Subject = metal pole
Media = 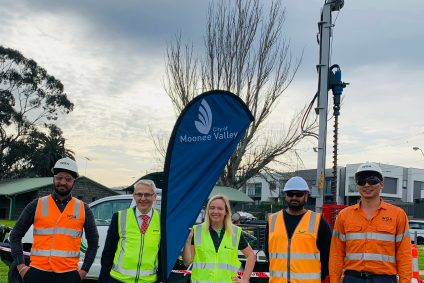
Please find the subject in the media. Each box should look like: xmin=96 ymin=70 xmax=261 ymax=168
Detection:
xmin=315 ymin=0 xmax=344 ymax=211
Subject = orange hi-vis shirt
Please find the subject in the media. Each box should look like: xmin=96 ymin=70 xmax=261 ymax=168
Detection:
xmin=268 ymin=210 xmax=322 ymax=283
xmin=329 ymin=199 xmax=412 ymax=283
xmin=30 ymin=195 xmax=85 ymax=272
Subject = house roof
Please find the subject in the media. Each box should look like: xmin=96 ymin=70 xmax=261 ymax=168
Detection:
xmin=0 ymin=177 xmax=52 ymax=196
xmin=0 ymin=176 xmax=114 ymax=196
xmin=209 ymin=186 xmax=253 ymax=203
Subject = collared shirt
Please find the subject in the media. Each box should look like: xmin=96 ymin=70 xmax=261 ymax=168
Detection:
xmin=135 ymin=207 xmax=153 ymax=228
xmin=329 ymin=199 xmax=412 ymax=283
xmin=191 ymin=225 xmax=249 ymax=252
xmin=51 ymin=191 xmax=72 ymax=213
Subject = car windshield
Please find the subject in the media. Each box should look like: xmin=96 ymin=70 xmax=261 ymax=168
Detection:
xmin=91 ymin=199 xmax=132 ymax=226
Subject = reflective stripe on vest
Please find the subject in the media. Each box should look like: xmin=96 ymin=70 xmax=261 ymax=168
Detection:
xmin=268 ymin=210 xmax=321 ymax=283
xmin=192 ymin=262 xmax=240 ymax=273
xmin=269 ymin=252 xmax=320 ymax=260
xmin=269 ymin=212 xmax=317 ymax=234
xmin=191 ymin=223 xmax=241 ymax=282
xmin=114 ymin=209 xmax=157 ymax=275
xmin=40 ymin=196 xmax=81 ymax=219
xmin=345 ymin=253 xmax=396 ymax=263
xmin=31 ymin=249 xmax=80 ymax=258
xmin=333 ymin=230 xmax=409 ymax=243
xmin=112 ymin=264 xmax=156 ymax=277
xmin=33 ymin=227 xmax=82 ymax=238
xmin=269 ymin=270 xmax=321 ymax=280
xmin=110 ymin=208 xmax=160 ymax=282
xmin=195 ymin=224 xmax=239 ymax=246
xmin=30 ymin=196 xmax=85 ymax=272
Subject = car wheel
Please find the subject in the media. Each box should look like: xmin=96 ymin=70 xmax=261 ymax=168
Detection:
xmin=418 ymin=237 xmax=424 ymax=245
xmin=8 ymin=261 xmax=23 ymax=283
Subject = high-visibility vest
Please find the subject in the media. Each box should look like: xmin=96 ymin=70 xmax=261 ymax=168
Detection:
xmin=268 ymin=210 xmax=321 ymax=283
xmin=110 ymin=208 xmax=160 ymax=283
xmin=191 ymin=223 xmax=242 ymax=283
xmin=30 ymin=195 xmax=85 ymax=272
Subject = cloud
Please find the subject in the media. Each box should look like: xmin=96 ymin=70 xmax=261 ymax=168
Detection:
xmin=1 ymin=0 xmax=423 ymax=186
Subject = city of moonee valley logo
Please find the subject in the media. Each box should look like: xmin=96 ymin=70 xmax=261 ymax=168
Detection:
xmin=194 ymin=99 xmax=212 ymax=135
xmin=179 ymin=98 xmax=239 ymax=143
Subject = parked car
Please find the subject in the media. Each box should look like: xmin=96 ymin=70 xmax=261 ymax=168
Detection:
xmin=409 ymin=219 xmax=424 ymax=244
xmin=236 ymin=211 xmax=257 ymax=223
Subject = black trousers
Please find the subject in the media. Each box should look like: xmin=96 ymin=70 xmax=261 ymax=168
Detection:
xmin=106 ymin=276 xmax=123 ymax=283
xmin=22 ymin=267 xmax=81 ymax=283
xmin=342 ymin=274 xmax=397 ymax=283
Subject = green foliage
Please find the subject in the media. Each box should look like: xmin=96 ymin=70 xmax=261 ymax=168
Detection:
xmin=0 ymin=46 xmax=74 ymax=179
xmin=0 ymin=219 xmax=16 ymax=227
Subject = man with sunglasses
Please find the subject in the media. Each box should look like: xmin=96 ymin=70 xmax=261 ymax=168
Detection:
xmin=10 ymin=157 xmax=99 ymax=283
xmin=329 ymin=162 xmax=412 ymax=283
xmin=266 ymin=176 xmax=332 ymax=283
xmin=99 ymin=179 xmax=160 ymax=283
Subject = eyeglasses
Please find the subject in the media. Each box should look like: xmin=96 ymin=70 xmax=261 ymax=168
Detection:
xmin=286 ymin=191 xmax=305 ymax=198
xmin=356 ymin=176 xmax=382 ymax=186
xmin=54 ymin=175 xmax=75 ymax=183
xmin=134 ymin=192 xmax=155 ymax=198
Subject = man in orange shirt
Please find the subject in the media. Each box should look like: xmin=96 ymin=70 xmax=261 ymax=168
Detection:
xmin=329 ymin=162 xmax=412 ymax=283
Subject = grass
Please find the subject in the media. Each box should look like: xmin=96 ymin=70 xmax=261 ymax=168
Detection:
xmin=418 ymin=245 xmax=424 ymax=279
xmin=0 ymin=261 xmax=7 ymax=283
xmin=0 ymin=219 xmax=15 ymax=283
xmin=0 ymin=219 xmax=16 ymax=227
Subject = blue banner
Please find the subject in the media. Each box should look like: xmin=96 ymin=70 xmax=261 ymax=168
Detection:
xmin=160 ymin=90 xmax=254 ymax=279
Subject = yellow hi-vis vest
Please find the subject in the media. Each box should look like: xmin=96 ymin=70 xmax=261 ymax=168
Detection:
xmin=268 ymin=210 xmax=321 ymax=283
xmin=191 ymin=223 xmax=242 ymax=283
xmin=31 ymin=195 xmax=85 ymax=272
xmin=110 ymin=208 xmax=160 ymax=283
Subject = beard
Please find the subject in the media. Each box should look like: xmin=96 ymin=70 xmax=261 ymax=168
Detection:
xmin=287 ymin=200 xmax=305 ymax=212
xmin=54 ymin=185 xmax=72 ymax=196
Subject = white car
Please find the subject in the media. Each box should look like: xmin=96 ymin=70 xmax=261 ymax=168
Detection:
xmin=409 ymin=219 xmax=424 ymax=245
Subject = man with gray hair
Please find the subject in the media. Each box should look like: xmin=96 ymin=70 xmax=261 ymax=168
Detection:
xmin=99 ymin=179 xmax=161 ymax=283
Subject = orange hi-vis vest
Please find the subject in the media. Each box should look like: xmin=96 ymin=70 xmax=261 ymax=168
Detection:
xmin=268 ymin=210 xmax=321 ymax=283
xmin=30 ymin=195 xmax=85 ymax=272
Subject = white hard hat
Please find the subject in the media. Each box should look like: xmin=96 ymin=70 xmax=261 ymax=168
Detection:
xmin=52 ymin=157 xmax=79 ymax=178
xmin=283 ymin=176 xmax=310 ymax=192
xmin=355 ymin=162 xmax=383 ymax=179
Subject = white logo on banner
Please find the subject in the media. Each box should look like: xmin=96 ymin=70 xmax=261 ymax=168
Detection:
xmin=194 ymin=99 xmax=212 ymax=135
xmin=179 ymin=98 xmax=239 ymax=143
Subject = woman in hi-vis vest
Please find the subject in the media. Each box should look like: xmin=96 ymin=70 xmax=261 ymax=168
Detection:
xmin=182 ymin=195 xmax=255 ymax=283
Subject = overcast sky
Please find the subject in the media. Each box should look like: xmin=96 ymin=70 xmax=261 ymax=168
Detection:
xmin=1 ymin=0 xmax=423 ymax=187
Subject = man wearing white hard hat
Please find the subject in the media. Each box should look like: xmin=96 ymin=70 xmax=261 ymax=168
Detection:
xmin=266 ymin=176 xmax=332 ymax=283
xmin=10 ymin=157 xmax=99 ymax=283
xmin=329 ymin=162 xmax=412 ymax=283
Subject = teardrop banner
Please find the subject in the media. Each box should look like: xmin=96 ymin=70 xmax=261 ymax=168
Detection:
xmin=160 ymin=90 xmax=254 ymax=280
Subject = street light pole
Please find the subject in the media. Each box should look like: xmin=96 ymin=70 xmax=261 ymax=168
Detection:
xmin=413 ymin=147 xmax=424 ymax=158
xmin=84 ymin=157 xmax=90 ymax=176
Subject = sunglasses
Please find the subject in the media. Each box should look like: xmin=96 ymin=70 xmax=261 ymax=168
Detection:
xmin=286 ymin=191 xmax=305 ymax=198
xmin=356 ymin=176 xmax=382 ymax=186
